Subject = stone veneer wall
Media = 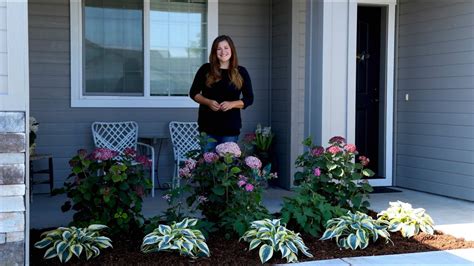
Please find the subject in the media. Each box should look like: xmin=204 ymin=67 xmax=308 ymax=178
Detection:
xmin=0 ymin=112 xmax=26 ymax=265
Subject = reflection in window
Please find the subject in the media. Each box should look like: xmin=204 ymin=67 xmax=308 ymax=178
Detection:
xmin=150 ymin=0 xmax=207 ymax=96
xmin=84 ymin=0 xmax=144 ymax=96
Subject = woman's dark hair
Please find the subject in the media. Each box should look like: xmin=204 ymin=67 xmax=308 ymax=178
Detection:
xmin=206 ymin=35 xmax=243 ymax=89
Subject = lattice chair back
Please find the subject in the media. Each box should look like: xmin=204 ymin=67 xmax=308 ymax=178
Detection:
xmin=91 ymin=121 xmax=156 ymax=197
xmin=169 ymin=121 xmax=200 ymax=187
xmin=92 ymin=121 xmax=139 ymax=153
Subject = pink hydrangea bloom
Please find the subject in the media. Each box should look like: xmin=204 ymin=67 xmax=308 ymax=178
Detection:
xmin=244 ymin=133 xmax=256 ymax=142
xmin=239 ymin=175 xmax=248 ymax=182
xmin=136 ymin=155 xmax=152 ymax=167
xmin=311 ymin=146 xmax=324 ymax=157
xmin=329 ymin=136 xmax=346 ymax=145
xmin=197 ymin=195 xmax=208 ymax=203
xmin=204 ymin=152 xmax=219 ymax=163
xmin=124 ymin=147 xmax=137 ymax=157
xmin=327 ymin=146 xmax=342 ymax=154
xmin=359 ymin=155 xmax=370 ymax=166
xmin=184 ymin=159 xmax=197 ymax=171
xmin=91 ymin=148 xmax=118 ymax=161
xmin=179 ymin=167 xmax=191 ymax=178
xmin=313 ymin=167 xmax=321 ymax=177
xmin=245 ymin=183 xmax=254 ymax=192
xmin=344 ymin=144 xmax=357 ymax=153
xmin=245 ymin=156 xmax=262 ymax=169
xmin=237 ymin=180 xmax=246 ymax=187
xmin=215 ymin=142 xmax=242 ymax=158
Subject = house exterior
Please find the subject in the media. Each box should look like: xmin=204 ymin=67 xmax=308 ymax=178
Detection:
xmin=0 ymin=0 xmax=473 ymax=264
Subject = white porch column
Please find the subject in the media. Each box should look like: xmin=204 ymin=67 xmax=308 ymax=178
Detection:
xmin=305 ymin=0 xmax=357 ymax=145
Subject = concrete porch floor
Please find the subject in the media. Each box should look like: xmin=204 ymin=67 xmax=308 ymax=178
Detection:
xmin=30 ymin=187 xmax=474 ymax=242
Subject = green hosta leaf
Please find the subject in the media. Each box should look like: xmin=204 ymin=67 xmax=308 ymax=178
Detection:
xmin=196 ymin=241 xmax=210 ymax=257
xmin=70 ymin=244 xmax=83 ymax=258
xmin=320 ymin=229 xmax=337 ymax=240
xmin=62 ymin=230 xmax=72 ymax=241
xmin=175 ymin=219 xmax=189 ymax=229
xmin=44 ymin=246 xmax=57 ymax=259
xmin=158 ymin=224 xmax=172 ymax=235
xmin=279 ymin=245 xmax=290 ymax=258
xmin=34 ymin=237 xmax=53 ymax=249
xmin=187 ymin=218 xmax=198 ymax=227
xmin=59 ymin=249 xmax=73 ymax=263
xmin=85 ymin=246 xmax=94 ymax=260
xmin=249 ymin=239 xmax=261 ymax=251
xmin=87 ymin=224 xmax=108 ymax=231
xmin=286 ymin=241 xmax=298 ymax=253
xmin=327 ymin=163 xmax=337 ymax=171
xmin=346 ymin=234 xmax=359 ymax=250
xmin=259 ymin=244 xmax=274 ymax=264
xmin=56 ymin=241 xmax=68 ymax=256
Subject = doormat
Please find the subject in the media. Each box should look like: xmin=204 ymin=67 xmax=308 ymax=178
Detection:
xmin=370 ymin=186 xmax=402 ymax=194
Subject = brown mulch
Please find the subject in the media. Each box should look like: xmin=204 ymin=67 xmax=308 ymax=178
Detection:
xmin=30 ymin=227 xmax=474 ymax=265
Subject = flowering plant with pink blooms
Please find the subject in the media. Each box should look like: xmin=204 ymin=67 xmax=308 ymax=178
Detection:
xmin=294 ymin=136 xmax=374 ymax=210
xmin=59 ymin=147 xmax=152 ymax=234
xmin=164 ymin=139 xmax=277 ymax=236
xmin=281 ymin=136 xmax=375 ymax=237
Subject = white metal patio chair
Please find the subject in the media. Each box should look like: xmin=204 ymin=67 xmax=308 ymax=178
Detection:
xmin=91 ymin=121 xmax=156 ymax=197
xmin=169 ymin=121 xmax=200 ymax=187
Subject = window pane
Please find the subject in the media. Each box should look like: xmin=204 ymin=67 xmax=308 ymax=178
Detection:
xmin=150 ymin=0 xmax=207 ymax=96
xmin=84 ymin=0 xmax=144 ymax=96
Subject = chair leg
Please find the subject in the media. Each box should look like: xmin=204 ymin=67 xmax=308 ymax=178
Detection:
xmin=151 ymin=149 xmax=155 ymax=198
xmin=48 ymin=157 xmax=54 ymax=195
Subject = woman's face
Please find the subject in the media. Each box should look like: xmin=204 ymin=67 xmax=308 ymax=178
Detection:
xmin=216 ymin=40 xmax=232 ymax=65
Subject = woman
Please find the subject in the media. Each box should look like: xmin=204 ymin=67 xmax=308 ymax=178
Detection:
xmin=189 ymin=35 xmax=254 ymax=150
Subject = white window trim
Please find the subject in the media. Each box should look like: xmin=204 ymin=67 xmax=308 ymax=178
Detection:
xmin=70 ymin=0 xmax=218 ymax=108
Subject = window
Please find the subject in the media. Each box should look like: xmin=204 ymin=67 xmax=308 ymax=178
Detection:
xmin=71 ymin=0 xmax=218 ymax=108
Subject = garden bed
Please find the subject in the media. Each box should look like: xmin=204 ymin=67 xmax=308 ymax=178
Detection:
xmin=30 ymin=227 xmax=474 ymax=265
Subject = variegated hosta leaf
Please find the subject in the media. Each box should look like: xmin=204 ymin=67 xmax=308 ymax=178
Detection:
xmin=242 ymin=219 xmax=312 ymax=263
xmin=34 ymin=237 xmax=53 ymax=249
xmin=87 ymin=224 xmax=109 ymax=231
xmin=259 ymin=244 xmax=274 ymax=263
xmin=141 ymin=218 xmax=210 ymax=258
xmin=70 ymin=244 xmax=83 ymax=258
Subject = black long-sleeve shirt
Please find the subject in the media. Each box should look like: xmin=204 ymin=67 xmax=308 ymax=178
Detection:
xmin=189 ymin=63 xmax=254 ymax=136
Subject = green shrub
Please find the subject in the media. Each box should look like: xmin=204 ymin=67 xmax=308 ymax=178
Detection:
xmin=377 ymin=201 xmax=434 ymax=238
xmin=34 ymin=224 xmax=112 ymax=263
xmin=240 ymin=219 xmax=313 ymax=263
xmin=141 ymin=218 xmax=210 ymax=258
xmin=320 ymin=211 xmax=392 ymax=250
xmin=59 ymin=148 xmax=152 ymax=234
xmin=281 ymin=191 xmax=346 ymax=237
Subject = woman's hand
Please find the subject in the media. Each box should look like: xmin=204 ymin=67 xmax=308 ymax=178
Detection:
xmin=220 ymin=100 xmax=243 ymax=111
xmin=207 ymin=100 xmax=221 ymax=111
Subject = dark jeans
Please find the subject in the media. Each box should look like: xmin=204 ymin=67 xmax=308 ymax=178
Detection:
xmin=204 ymin=134 xmax=239 ymax=152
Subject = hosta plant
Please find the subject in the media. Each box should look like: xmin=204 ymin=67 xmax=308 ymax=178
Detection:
xmin=240 ymin=219 xmax=313 ymax=263
xmin=320 ymin=211 xmax=392 ymax=250
xmin=34 ymin=224 xmax=112 ymax=263
xmin=141 ymin=218 xmax=210 ymax=258
xmin=377 ymin=201 xmax=435 ymax=238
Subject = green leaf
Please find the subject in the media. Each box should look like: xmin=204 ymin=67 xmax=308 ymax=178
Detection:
xmin=143 ymin=235 xmax=160 ymax=245
xmin=347 ymin=234 xmax=359 ymax=250
xmin=56 ymin=241 xmax=68 ymax=256
xmin=230 ymin=167 xmax=241 ymax=174
xmin=249 ymin=239 xmax=261 ymax=250
xmin=34 ymin=238 xmax=52 ymax=249
xmin=87 ymin=224 xmax=108 ymax=231
xmin=158 ymin=224 xmax=172 ymax=235
xmin=259 ymin=244 xmax=274 ymax=263
xmin=59 ymin=249 xmax=73 ymax=263
xmin=196 ymin=241 xmax=210 ymax=256
xmin=43 ymin=246 xmax=57 ymax=259
xmin=362 ymin=169 xmax=375 ymax=177
xmin=70 ymin=244 xmax=83 ymax=258
xmin=211 ymin=186 xmax=225 ymax=196
xmin=286 ymin=241 xmax=298 ymax=253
